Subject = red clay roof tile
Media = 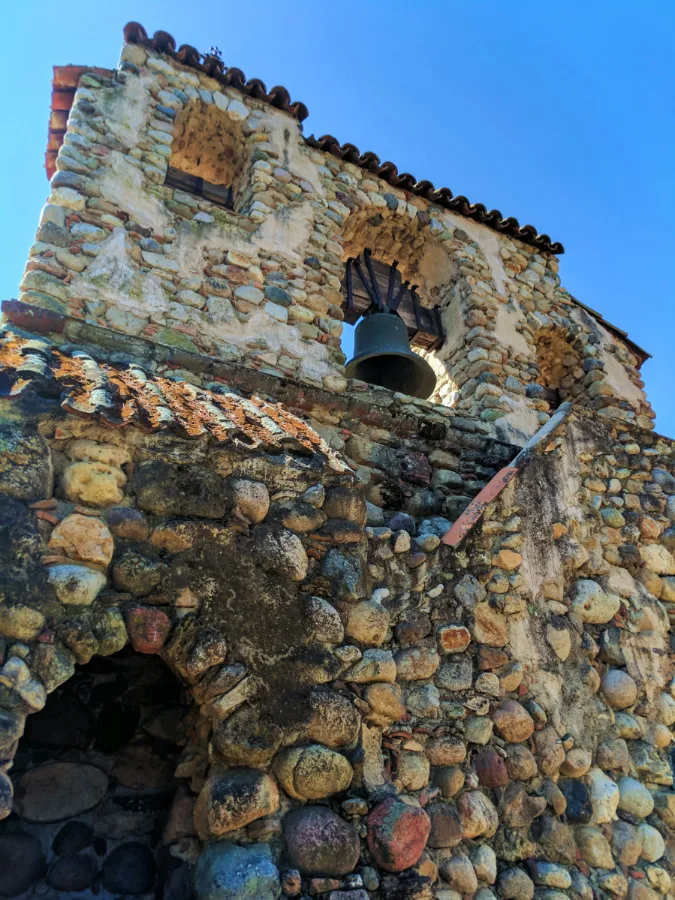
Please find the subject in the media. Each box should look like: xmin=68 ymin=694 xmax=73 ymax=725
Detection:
xmin=0 ymin=333 xmax=349 ymax=471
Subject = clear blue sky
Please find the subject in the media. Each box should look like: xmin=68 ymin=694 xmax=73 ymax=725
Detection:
xmin=2 ymin=1 xmax=673 ymax=433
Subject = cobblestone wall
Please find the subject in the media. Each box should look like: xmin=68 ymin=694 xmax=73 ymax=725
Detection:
xmin=19 ymin=37 xmax=653 ymax=443
xmin=1 ymin=370 xmax=674 ymax=899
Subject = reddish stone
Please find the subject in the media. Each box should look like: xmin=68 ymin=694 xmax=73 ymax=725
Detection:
xmin=223 ymin=265 xmax=249 ymax=283
xmin=438 ymin=625 xmax=471 ymax=654
xmin=29 ymin=499 xmax=58 ymax=510
xmin=2 ymin=298 xmax=66 ymax=334
xmin=477 ymin=647 xmax=510 ymax=671
xmin=399 ymin=451 xmax=432 ymax=487
xmin=36 ymin=511 xmax=59 ymax=524
xmin=367 ymin=797 xmax=430 ymax=872
xmin=125 ymin=605 xmax=171 ymax=654
xmin=474 ymin=749 xmax=509 ymax=788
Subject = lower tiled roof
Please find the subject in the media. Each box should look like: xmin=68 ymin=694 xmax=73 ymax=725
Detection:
xmin=0 ymin=334 xmax=348 ymax=470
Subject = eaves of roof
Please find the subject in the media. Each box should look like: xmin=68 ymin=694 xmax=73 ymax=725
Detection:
xmin=43 ymin=21 xmax=564 ymax=255
xmin=305 ymin=135 xmax=564 ymax=255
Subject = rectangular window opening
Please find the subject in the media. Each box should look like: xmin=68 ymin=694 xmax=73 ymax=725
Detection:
xmin=165 ymin=166 xmax=235 ymax=211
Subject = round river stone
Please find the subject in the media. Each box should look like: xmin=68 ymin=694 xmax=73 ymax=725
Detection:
xmin=15 ymin=762 xmax=108 ymax=822
xmin=47 ymin=853 xmax=98 ymax=891
xmin=195 ymin=841 xmax=280 ymax=900
xmin=0 ymin=833 xmax=45 ymax=895
xmin=53 ymin=821 xmax=94 ymax=855
xmin=367 ymin=797 xmax=431 ymax=872
xmin=283 ymin=806 xmax=360 ymax=876
xmin=101 ymin=841 xmax=156 ymax=893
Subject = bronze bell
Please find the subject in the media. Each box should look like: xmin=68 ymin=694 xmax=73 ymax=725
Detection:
xmin=345 ymin=312 xmax=437 ymax=399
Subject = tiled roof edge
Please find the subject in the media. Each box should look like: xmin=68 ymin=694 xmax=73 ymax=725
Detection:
xmin=305 ymin=135 xmax=565 ymax=255
xmin=44 ymin=22 xmax=565 ymax=254
xmin=124 ymin=21 xmax=309 ymax=122
xmin=0 ymin=328 xmax=350 ymax=472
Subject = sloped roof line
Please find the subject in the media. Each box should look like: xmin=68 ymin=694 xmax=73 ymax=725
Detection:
xmin=44 ymin=21 xmax=565 ymax=255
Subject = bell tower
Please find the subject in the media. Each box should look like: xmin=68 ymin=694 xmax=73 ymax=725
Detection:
xmin=12 ymin=19 xmax=653 ymax=444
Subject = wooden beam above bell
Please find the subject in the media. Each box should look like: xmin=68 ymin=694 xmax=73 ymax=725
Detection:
xmin=340 ymin=252 xmax=444 ymax=351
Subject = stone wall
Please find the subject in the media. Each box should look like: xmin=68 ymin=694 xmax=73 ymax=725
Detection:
xmin=1 ymin=347 xmax=675 ymax=899
xmin=19 ymin=36 xmax=653 ymax=443
xmin=2 ymin=20 xmax=671 ymax=900
xmin=438 ymin=408 xmax=675 ymax=900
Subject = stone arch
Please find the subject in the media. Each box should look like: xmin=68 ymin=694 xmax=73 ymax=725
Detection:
xmin=338 ymin=204 xmax=481 ymax=406
xmin=0 ymin=559 xmax=198 ymax=826
xmin=341 ymin=205 xmax=457 ymax=310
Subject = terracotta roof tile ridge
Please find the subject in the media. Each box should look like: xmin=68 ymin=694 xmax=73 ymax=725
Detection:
xmin=123 ymin=21 xmax=309 ymax=122
xmin=305 ymin=134 xmax=564 ymax=255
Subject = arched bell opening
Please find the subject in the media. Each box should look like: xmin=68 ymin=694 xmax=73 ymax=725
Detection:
xmin=0 ymin=648 xmax=197 ymax=900
xmin=340 ymin=250 xmax=443 ymax=398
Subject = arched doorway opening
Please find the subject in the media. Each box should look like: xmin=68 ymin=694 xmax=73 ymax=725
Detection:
xmin=0 ymin=648 xmax=195 ymax=899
